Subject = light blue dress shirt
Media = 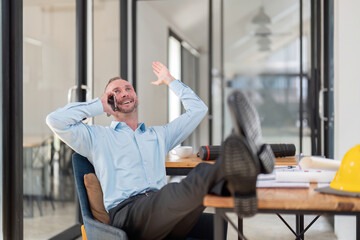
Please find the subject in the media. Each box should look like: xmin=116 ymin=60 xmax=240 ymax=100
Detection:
xmin=46 ymin=80 xmax=208 ymax=211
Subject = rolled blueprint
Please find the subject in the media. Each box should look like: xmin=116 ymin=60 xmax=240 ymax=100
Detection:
xmin=299 ymin=156 xmax=341 ymax=171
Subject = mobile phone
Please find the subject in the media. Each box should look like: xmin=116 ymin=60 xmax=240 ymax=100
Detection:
xmin=108 ymin=95 xmax=118 ymax=111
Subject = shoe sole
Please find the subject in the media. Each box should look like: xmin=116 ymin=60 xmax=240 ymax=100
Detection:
xmin=227 ymin=91 xmax=275 ymax=174
xmin=222 ymin=134 xmax=259 ymax=217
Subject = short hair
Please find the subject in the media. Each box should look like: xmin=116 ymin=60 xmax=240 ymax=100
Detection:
xmin=104 ymin=77 xmax=128 ymax=91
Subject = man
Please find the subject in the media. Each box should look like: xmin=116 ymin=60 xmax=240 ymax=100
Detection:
xmin=47 ymin=62 xmax=273 ymax=239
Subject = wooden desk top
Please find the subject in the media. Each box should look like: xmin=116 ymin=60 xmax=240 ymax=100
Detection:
xmin=166 ymin=154 xmax=214 ymax=168
xmin=165 ymin=155 xmax=297 ymax=168
xmin=203 ymin=183 xmax=360 ymax=213
xmin=23 ymin=135 xmax=52 ymax=148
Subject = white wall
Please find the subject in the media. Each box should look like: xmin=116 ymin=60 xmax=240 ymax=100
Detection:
xmin=23 ymin=5 xmax=76 ymax=138
xmin=93 ymin=0 xmax=120 ymax=126
xmin=137 ymin=2 xmax=169 ymax=126
xmin=137 ymin=2 xmax=210 ymax=146
xmin=199 ymin=54 xmax=210 ymax=145
xmin=23 ymin=1 xmax=121 ymax=134
xmin=334 ymin=0 xmax=360 ymax=239
xmin=211 ymin=0 xmax=223 ymax=145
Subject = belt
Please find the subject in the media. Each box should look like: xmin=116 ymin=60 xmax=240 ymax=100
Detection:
xmin=109 ymin=190 xmax=156 ymax=222
xmin=129 ymin=190 xmax=155 ymax=200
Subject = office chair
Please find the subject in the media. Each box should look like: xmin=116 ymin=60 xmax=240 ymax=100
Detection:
xmin=72 ymin=152 xmax=226 ymax=240
xmin=73 ymin=153 xmax=129 ymax=240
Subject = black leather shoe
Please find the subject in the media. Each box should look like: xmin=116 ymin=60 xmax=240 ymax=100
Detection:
xmin=222 ymin=134 xmax=259 ymax=217
xmin=227 ymin=91 xmax=275 ymax=174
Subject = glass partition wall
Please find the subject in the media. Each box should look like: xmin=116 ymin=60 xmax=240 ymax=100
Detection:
xmin=181 ymin=46 xmax=200 ymax=149
xmin=222 ymin=0 xmax=312 ymax=155
xmin=23 ymin=0 xmax=121 ymax=239
xmin=0 ymin=0 xmax=3 ymax=236
xmin=136 ymin=0 xmax=207 ymax=151
xmin=23 ymin=1 xmax=77 ymax=239
xmin=168 ymin=32 xmax=201 ymax=149
xmin=93 ymin=0 xmax=120 ymax=126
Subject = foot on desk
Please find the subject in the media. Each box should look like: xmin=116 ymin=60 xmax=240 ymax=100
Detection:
xmin=227 ymin=90 xmax=275 ymax=174
xmin=222 ymin=134 xmax=259 ymax=217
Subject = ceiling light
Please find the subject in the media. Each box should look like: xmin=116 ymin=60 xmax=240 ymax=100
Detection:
xmin=259 ymin=45 xmax=271 ymax=51
xmin=256 ymin=36 xmax=271 ymax=45
xmin=252 ymin=7 xmax=271 ymax=25
xmin=255 ymin=25 xmax=271 ymax=36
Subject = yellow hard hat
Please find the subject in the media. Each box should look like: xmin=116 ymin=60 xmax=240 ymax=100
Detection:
xmin=330 ymin=144 xmax=360 ymax=192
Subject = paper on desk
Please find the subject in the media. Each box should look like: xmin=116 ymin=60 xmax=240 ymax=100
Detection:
xmin=257 ymin=180 xmax=310 ymax=188
xmin=275 ymin=170 xmax=336 ymax=183
xmin=299 ymin=156 xmax=341 ymax=171
xmin=258 ymin=173 xmax=275 ymax=181
xmin=317 ymin=183 xmax=330 ymax=188
xmin=257 ymin=166 xmax=335 ymax=188
xmin=257 ymin=167 xmax=309 ymax=188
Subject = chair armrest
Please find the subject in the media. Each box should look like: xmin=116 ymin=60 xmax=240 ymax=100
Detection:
xmin=83 ymin=216 xmax=128 ymax=240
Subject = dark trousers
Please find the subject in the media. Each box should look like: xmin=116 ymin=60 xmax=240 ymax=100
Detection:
xmin=109 ymin=162 xmax=222 ymax=240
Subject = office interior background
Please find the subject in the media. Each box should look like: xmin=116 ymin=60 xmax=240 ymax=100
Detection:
xmin=1 ymin=0 xmax=359 ymax=239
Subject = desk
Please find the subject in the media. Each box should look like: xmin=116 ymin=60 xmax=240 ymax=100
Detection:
xmin=165 ymin=155 xmax=297 ymax=175
xmin=166 ymin=155 xmax=301 ymax=238
xmin=204 ymin=183 xmax=360 ymax=240
xmin=165 ymin=154 xmax=214 ymax=175
xmin=23 ymin=136 xmax=54 ymax=217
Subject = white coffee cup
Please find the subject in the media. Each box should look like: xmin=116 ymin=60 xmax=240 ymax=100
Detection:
xmin=172 ymin=146 xmax=193 ymax=158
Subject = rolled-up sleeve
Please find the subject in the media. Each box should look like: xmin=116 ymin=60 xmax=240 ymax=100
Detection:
xmin=46 ymin=98 xmax=104 ymax=158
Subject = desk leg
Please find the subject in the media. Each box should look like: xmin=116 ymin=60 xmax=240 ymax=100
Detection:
xmin=296 ymin=214 xmax=304 ymax=240
xmin=357 ymin=214 xmax=360 ymax=240
xmin=238 ymin=217 xmax=243 ymax=240
xmin=215 ymin=209 xmax=225 ymax=240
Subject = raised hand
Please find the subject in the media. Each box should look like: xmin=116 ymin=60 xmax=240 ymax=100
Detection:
xmin=100 ymin=91 xmax=116 ymax=116
xmin=151 ymin=61 xmax=175 ymax=86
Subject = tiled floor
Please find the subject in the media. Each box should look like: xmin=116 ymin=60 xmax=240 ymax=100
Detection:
xmin=227 ymin=213 xmax=337 ymax=239
xmin=203 ymin=207 xmax=337 ymax=240
xmin=24 ymin=201 xmax=77 ymax=240
xmin=23 ymin=200 xmax=337 ymax=240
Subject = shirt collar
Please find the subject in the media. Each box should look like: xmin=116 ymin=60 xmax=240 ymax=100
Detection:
xmin=138 ymin=122 xmax=146 ymax=132
xmin=110 ymin=121 xmax=146 ymax=132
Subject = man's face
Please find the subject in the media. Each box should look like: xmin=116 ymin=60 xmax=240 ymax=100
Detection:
xmin=106 ymin=79 xmax=139 ymax=114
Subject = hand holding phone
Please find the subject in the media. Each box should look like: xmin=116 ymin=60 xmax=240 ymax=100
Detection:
xmin=107 ymin=95 xmax=118 ymax=111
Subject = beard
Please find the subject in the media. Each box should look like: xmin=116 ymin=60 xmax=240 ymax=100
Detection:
xmin=117 ymin=98 xmax=139 ymax=113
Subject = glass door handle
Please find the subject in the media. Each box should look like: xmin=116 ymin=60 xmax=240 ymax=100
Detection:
xmin=67 ymin=85 xmax=77 ymax=103
xmin=67 ymin=85 xmax=92 ymax=103
xmin=67 ymin=85 xmax=93 ymax=124
xmin=319 ymin=88 xmax=328 ymax=121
